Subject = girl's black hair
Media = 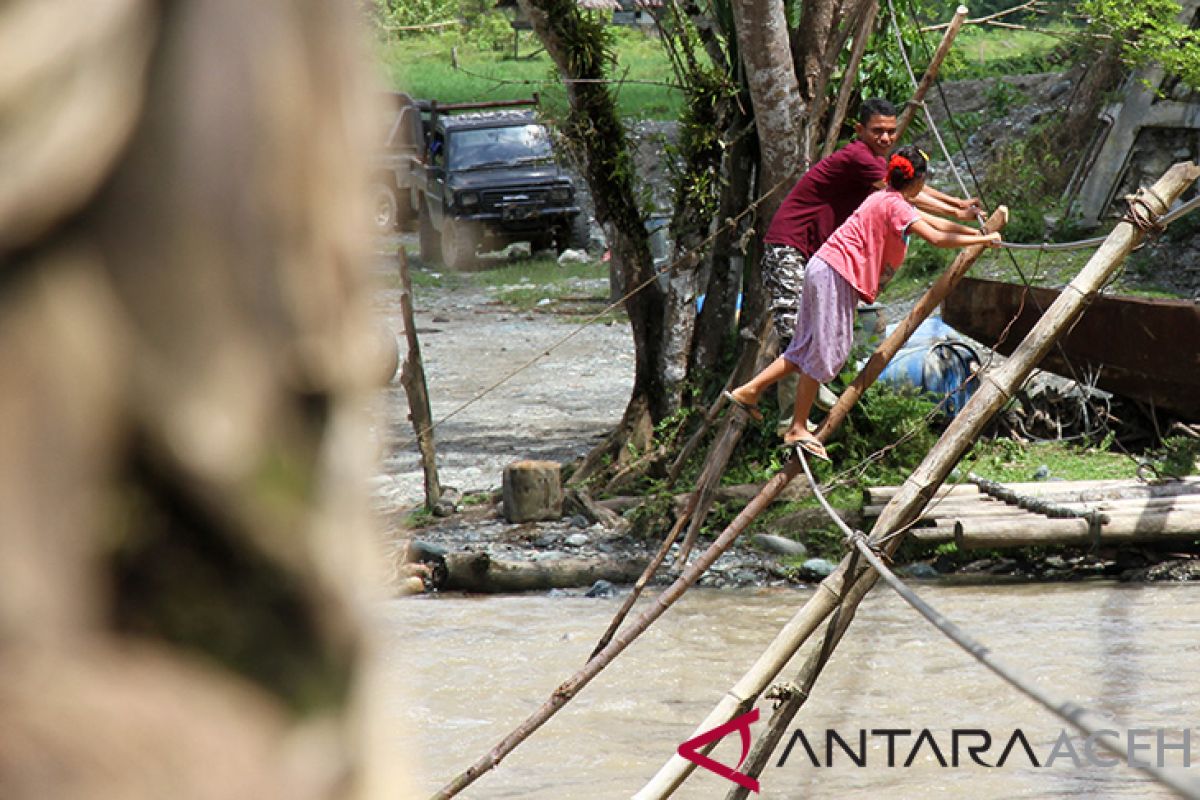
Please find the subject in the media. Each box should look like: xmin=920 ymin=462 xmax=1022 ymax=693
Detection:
xmin=887 ymin=144 xmax=928 ymax=190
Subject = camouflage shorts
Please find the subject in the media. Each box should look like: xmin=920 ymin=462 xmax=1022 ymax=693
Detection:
xmin=761 ymin=243 xmax=808 ymax=344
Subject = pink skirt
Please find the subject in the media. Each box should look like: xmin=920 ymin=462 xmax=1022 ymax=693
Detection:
xmin=781 ymin=254 xmax=856 ymax=383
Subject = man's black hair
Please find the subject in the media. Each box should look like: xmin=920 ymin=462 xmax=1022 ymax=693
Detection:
xmin=858 ymin=98 xmax=897 ymax=123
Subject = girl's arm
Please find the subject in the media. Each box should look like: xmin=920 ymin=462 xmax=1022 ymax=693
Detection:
xmin=909 ymin=216 xmax=1001 ymax=249
xmin=916 ymin=208 xmax=981 ymax=236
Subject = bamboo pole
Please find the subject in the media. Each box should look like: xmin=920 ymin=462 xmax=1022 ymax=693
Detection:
xmin=819 ymin=0 xmax=879 ymax=159
xmin=895 ymin=5 xmax=969 ymax=142
xmin=633 ymin=162 xmax=1200 ymax=799
xmin=816 ymin=206 xmax=1008 ymax=440
xmin=866 ymin=493 xmax=1200 ymax=518
xmin=866 ymin=475 xmax=1200 ymax=504
xmin=397 ymin=248 xmax=441 ymax=510
xmin=950 ymin=510 xmax=1200 ymax=547
xmin=432 ymin=458 xmax=804 ymax=799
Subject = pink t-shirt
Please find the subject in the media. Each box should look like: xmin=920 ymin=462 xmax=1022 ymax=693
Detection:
xmin=814 ymin=190 xmax=918 ymax=303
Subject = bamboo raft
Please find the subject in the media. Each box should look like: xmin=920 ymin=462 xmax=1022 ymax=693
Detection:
xmin=865 ymin=475 xmax=1200 ymax=548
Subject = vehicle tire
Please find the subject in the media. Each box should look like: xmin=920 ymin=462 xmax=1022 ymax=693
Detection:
xmin=372 ymin=183 xmax=399 ymax=234
xmin=418 ymin=205 xmax=441 ymax=265
xmin=530 ymin=234 xmax=554 ymax=255
xmin=557 ymin=213 xmax=590 ymax=255
xmin=441 ymin=219 xmax=479 ymax=271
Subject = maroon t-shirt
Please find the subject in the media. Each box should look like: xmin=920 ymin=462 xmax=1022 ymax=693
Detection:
xmin=763 ymin=139 xmax=887 ymax=258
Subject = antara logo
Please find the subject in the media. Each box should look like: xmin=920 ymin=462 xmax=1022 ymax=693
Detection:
xmin=676 ymin=709 xmax=761 ymax=793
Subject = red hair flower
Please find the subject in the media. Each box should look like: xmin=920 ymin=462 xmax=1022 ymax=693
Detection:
xmin=888 ymin=154 xmax=914 ymax=179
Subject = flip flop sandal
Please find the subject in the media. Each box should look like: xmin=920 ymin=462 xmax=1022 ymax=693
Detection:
xmin=781 ymin=435 xmax=831 ymax=462
xmin=723 ymin=390 xmax=764 ymax=423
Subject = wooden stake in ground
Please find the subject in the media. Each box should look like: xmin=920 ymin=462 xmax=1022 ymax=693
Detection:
xmin=895 ymin=4 xmax=970 ymax=142
xmin=397 ymin=248 xmax=441 ymax=510
xmin=633 ymin=162 xmax=1200 ymax=799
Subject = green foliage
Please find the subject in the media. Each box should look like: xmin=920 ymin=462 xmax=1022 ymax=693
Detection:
xmin=373 ymin=0 xmax=458 ymax=29
xmin=945 ymin=26 xmax=1079 ymax=81
xmin=1082 ymin=0 xmax=1200 ymax=90
xmin=855 ymin=0 xmax=968 ymax=125
xmin=1157 ymin=436 xmax=1200 ymax=478
xmin=980 ymin=126 xmax=1067 ymax=242
xmin=465 ymin=11 xmax=517 ymax=52
xmin=383 ymin=27 xmax=685 ymax=120
xmin=902 ymin=237 xmax=951 ymax=281
xmin=834 ymin=382 xmax=941 ymax=486
xmin=984 ymin=80 xmax=1024 ymax=115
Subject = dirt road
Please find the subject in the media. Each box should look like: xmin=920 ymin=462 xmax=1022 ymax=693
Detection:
xmin=372 ymin=249 xmax=634 ymax=512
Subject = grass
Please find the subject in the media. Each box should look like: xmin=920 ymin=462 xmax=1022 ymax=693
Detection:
xmin=959 ymin=438 xmax=1140 ymax=483
xmin=406 ymin=251 xmax=614 ymax=312
xmin=944 ymin=23 xmax=1079 ymax=81
xmin=380 ymin=28 xmax=687 ymax=120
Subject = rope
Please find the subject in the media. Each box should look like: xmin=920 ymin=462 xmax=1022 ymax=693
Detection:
xmin=795 ymin=453 xmax=1200 ymax=800
xmin=885 ymin=0 xmax=973 ymax=199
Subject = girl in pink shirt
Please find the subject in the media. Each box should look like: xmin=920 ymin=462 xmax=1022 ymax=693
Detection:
xmin=727 ymin=146 xmax=1001 ymax=461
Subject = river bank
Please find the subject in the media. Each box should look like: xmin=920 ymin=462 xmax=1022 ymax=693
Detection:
xmin=374 ymin=243 xmax=1200 ymax=594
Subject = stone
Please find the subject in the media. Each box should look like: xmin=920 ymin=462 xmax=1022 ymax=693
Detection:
xmin=898 ymin=562 xmax=939 ymax=580
xmin=751 ymin=533 xmax=808 ymax=557
xmin=570 ymin=515 xmax=590 ymax=528
xmin=557 ymin=248 xmax=590 ymax=265
xmin=501 ymin=460 xmax=563 ymax=523
xmin=396 ymin=576 xmax=426 ymax=596
xmin=584 ymin=579 xmax=616 ymax=598
xmin=564 ymin=533 xmax=589 ymax=547
xmin=800 ymin=558 xmax=836 ymax=578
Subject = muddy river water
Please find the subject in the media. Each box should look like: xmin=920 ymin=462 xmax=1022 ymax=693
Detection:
xmin=381 ymin=582 xmax=1200 ymax=799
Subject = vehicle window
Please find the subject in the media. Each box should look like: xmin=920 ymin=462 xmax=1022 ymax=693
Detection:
xmin=448 ymin=124 xmax=553 ymax=170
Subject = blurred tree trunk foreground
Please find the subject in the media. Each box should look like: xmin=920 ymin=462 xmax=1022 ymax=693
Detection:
xmin=0 ymin=1 xmax=404 ymax=797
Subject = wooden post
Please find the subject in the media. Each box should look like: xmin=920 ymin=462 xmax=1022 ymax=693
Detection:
xmin=633 ymin=163 xmax=1200 ymax=800
xmin=895 ymin=5 xmax=969 ymax=142
xmin=396 ymin=248 xmax=442 ymax=510
xmin=815 ymin=206 xmax=1007 ymax=443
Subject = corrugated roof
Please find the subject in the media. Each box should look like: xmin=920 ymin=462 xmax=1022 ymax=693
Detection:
xmin=578 ymin=0 xmax=622 ymax=8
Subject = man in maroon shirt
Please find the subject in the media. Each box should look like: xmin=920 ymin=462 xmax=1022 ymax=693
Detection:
xmin=759 ymin=98 xmax=980 ymax=419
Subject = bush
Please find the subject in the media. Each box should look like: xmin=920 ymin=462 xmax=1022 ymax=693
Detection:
xmin=831 ymin=380 xmax=941 ymax=486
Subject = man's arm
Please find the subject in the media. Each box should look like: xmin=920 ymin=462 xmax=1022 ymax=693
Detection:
xmin=915 ymin=185 xmax=983 ymax=221
xmin=915 ymin=208 xmax=979 ymax=236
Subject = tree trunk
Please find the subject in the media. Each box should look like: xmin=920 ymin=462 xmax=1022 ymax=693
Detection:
xmin=441 ymin=553 xmax=646 ymax=593
xmin=690 ymin=121 xmax=756 ymax=376
xmin=791 ymin=0 xmax=851 ymax=166
xmin=520 ymin=0 xmax=664 ymax=441
xmin=655 ymin=10 xmax=741 ymax=414
xmin=820 ymin=0 xmax=878 ymax=158
xmin=730 ymin=0 xmax=805 ymax=221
